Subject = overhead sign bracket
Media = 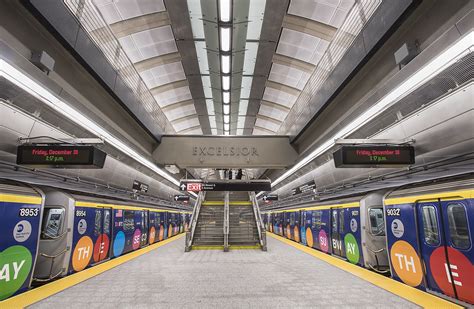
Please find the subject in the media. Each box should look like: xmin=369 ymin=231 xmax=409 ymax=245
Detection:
xmin=334 ymin=138 xmax=415 ymax=145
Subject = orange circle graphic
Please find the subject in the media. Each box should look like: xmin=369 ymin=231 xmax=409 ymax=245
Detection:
xmin=159 ymin=225 xmax=164 ymax=241
xmin=168 ymin=224 xmax=173 ymax=237
xmin=294 ymin=226 xmax=300 ymax=242
xmin=306 ymin=228 xmax=314 ymax=247
xmin=390 ymin=240 xmax=423 ymax=287
xmin=286 ymin=225 xmax=291 ymax=239
xmin=149 ymin=226 xmax=156 ymax=244
xmin=72 ymin=236 xmax=93 ymax=272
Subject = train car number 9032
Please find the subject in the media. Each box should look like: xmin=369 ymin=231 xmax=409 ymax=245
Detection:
xmin=386 ymin=208 xmax=401 ymax=216
xmin=19 ymin=207 xmax=39 ymax=217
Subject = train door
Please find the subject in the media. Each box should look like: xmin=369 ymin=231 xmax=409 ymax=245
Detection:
xmin=330 ymin=208 xmax=344 ymax=257
xmin=417 ymin=199 xmax=473 ymax=304
xmin=141 ymin=210 xmax=149 ymax=247
xmin=93 ymin=207 xmax=111 ymax=263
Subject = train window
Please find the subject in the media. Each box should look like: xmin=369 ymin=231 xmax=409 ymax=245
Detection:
xmin=94 ymin=210 xmax=102 ymax=236
xmin=339 ymin=211 xmax=344 ymax=234
xmin=447 ymin=203 xmax=471 ymax=250
xmin=368 ymin=208 xmax=385 ymax=236
xmin=421 ymin=206 xmax=440 ymax=246
xmin=103 ymin=210 xmax=111 ymax=234
xmin=312 ymin=211 xmax=323 ymax=229
xmin=123 ymin=210 xmax=135 ymax=231
xmin=41 ymin=208 xmax=65 ymax=239
xmin=332 ymin=211 xmax=338 ymax=233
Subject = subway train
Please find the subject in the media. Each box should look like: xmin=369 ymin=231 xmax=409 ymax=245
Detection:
xmin=263 ymin=178 xmax=473 ymax=305
xmin=0 ymin=180 xmax=191 ymax=301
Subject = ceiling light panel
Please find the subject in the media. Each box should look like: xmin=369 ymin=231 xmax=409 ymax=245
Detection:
xmin=183 ymin=127 xmax=203 ymax=135
xmin=220 ymin=27 xmax=231 ymax=52
xmin=201 ymin=75 xmax=213 ymax=98
xmin=276 ymin=29 xmax=330 ymax=65
xmin=119 ymin=26 xmax=177 ymax=63
xmin=288 ymin=0 xmax=354 ymax=28
xmin=224 ymin=123 xmax=230 ymax=131
xmin=187 ymin=0 xmax=205 ymax=39
xmin=242 ymin=42 xmax=259 ymax=75
xmin=208 ymin=116 xmax=217 ymax=128
xmin=237 ymin=116 xmax=246 ymax=128
xmin=238 ymin=100 xmax=248 ymax=116
xmin=206 ymin=99 xmax=215 ymax=115
xmin=240 ymin=76 xmax=253 ymax=99
xmin=153 ymin=86 xmax=192 ymax=107
xmin=236 ymin=128 xmax=244 ymax=135
xmin=164 ymin=103 xmax=196 ymax=121
xmin=222 ymin=75 xmax=230 ymax=90
xmin=253 ymin=127 xmax=271 ymax=135
xmin=194 ymin=41 xmax=210 ymax=74
xmin=93 ymin=0 xmax=166 ymax=24
xmin=140 ymin=62 xmax=186 ymax=89
xmin=246 ymin=0 xmax=266 ymax=40
xmin=219 ymin=0 xmax=232 ymax=22
xmin=223 ymin=91 xmax=230 ymax=103
xmin=211 ymin=128 xmax=218 ymax=135
xmin=223 ymin=104 xmax=230 ymax=114
xmin=262 ymin=87 xmax=298 ymax=108
xmin=221 ymin=54 xmax=231 ymax=74
xmin=268 ymin=63 xmax=311 ymax=90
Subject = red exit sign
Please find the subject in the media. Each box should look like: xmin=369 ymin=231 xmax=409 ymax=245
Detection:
xmin=179 ymin=182 xmax=202 ymax=192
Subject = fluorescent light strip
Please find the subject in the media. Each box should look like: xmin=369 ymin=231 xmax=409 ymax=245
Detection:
xmin=224 ymin=115 xmax=230 ymax=123
xmin=223 ymin=104 xmax=230 ymax=114
xmin=224 ymin=123 xmax=230 ymax=131
xmin=224 ymin=131 xmax=230 ymax=135
xmin=266 ymin=31 xmax=473 ymax=192
xmin=0 ymin=59 xmax=181 ymax=188
xmin=219 ymin=0 xmax=231 ymax=22
xmin=221 ymin=54 xmax=231 ymax=74
xmin=220 ymin=27 xmax=231 ymax=52
xmin=222 ymin=75 xmax=230 ymax=91
xmin=223 ymin=91 xmax=230 ymax=103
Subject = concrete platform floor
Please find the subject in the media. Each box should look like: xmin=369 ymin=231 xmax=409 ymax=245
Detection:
xmin=30 ymin=236 xmax=418 ymax=308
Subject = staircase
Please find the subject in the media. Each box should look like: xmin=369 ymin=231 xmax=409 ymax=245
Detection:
xmin=228 ymin=204 xmax=259 ymax=246
xmin=192 ymin=204 xmax=224 ymax=246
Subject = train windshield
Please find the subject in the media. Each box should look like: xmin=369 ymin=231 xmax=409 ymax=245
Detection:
xmin=368 ymin=208 xmax=385 ymax=236
xmin=41 ymin=208 xmax=65 ymax=239
xmin=447 ymin=203 xmax=471 ymax=250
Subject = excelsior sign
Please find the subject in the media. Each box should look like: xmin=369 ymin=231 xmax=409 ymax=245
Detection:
xmin=153 ymin=136 xmax=297 ymax=168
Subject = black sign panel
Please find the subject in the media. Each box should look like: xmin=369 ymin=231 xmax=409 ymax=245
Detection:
xmin=333 ymin=145 xmax=415 ymax=168
xmin=291 ymin=181 xmax=316 ymax=196
xmin=263 ymin=195 xmax=278 ymax=202
xmin=17 ymin=145 xmax=106 ymax=168
xmin=179 ymin=180 xmax=271 ymax=192
xmin=174 ymin=195 xmax=190 ymax=202
xmin=132 ymin=180 xmax=149 ymax=193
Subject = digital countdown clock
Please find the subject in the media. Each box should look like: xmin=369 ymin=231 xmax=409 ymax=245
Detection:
xmin=17 ymin=145 xmax=107 ymax=168
xmin=333 ymin=145 xmax=415 ymax=168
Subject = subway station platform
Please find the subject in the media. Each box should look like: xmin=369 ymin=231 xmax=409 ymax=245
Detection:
xmin=29 ymin=236 xmax=417 ymax=308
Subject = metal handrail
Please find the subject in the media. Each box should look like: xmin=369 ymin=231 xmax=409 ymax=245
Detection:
xmin=33 ymin=248 xmax=69 ymax=282
xmin=185 ymin=191 xmax=205 ymax=252
xmin=223 ymin=191 xmax=230 ymax=252
xmin=250 ymin=191 xmax=267 ymax=251
xmin=41 ymin=230 xmax=68 ymax=240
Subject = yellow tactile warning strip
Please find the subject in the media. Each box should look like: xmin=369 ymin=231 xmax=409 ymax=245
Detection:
xmin=0 ymin=234 xmax=185 ymax=309
xmin=267 ymin=233 xmax=463 ymax=309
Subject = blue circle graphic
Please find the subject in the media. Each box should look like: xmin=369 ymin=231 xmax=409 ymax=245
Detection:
xmin=113 ymin=231 xmax=125 ymax=257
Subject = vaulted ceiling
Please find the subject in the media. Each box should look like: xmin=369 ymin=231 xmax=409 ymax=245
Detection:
xmin=64 ymin=0 xmax=381 ymax=136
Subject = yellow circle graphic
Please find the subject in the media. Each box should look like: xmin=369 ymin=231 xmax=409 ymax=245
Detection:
xmin=390 ymin=240 xmax=423 ymax=287
xmin=72 ymin=236 xmax=93 ymax=272
xmin=306 ymin=228 xmax=314 ymax=247
xmin=294 ymin=226 xmax=300 ymax=242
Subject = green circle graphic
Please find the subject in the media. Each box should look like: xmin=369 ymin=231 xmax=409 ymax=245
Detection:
xmin=0 ymin=245 xmax=33 ymax=300
xmin=344 ymin=233 xmax=360 ymax=264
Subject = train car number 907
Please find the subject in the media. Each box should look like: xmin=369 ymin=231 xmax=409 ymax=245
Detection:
xmin=386 ymin=208 xmax=401 ymax=216
xmin=19 ymin=207 xmax=39 ymax=217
